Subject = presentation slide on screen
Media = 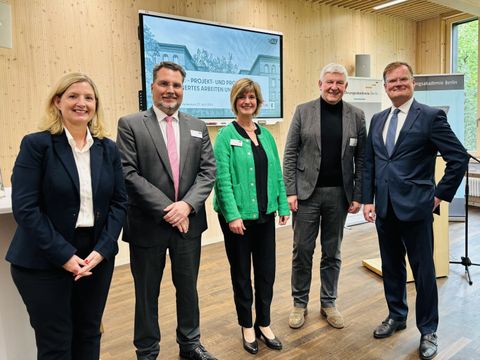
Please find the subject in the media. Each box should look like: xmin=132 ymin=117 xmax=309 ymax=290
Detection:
xmin=141 ymin=14 xmax=282 ymax=120
xmin=182 ymin=72 xmax=271 ymax=109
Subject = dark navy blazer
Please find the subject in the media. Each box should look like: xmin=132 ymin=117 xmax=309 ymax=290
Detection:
xmin=6 ymin=131 xmax=128 ymax=269
xmin=362 ymin=99 xmax=468 ymax=222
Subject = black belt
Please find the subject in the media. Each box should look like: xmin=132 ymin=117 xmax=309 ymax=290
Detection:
xmin=74 ymin=227 xmax=94 ymax=235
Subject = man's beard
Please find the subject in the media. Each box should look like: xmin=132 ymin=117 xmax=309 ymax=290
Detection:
xmin=158 ymin=100 xmax=180 ymax=113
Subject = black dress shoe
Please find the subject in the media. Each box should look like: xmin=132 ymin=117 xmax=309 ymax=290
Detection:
xmin=242 ymin=327 xmax=258 ymax=354
xmin=179 ymin=345 xmax=217 ymax=360
xmin=254 ymin=325 xmax=282 ymax=350
xmin=373 ymin=317 xmax=407 ymax=338
xmin=419 ymin=333 xmax=438 ymax=360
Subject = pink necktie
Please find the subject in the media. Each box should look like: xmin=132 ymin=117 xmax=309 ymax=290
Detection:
xmin=165 ymin=116 xmax=179 ymax=200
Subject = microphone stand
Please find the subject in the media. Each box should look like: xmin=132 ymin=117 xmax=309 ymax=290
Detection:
xmin=449 ymin=153 xmax=480 ymax=285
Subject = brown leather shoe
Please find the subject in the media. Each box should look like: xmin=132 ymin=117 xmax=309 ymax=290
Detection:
xmin=321 ymin=307 xmax=345 ymax=329
xmin=288 ymin=306 xmax=307 ymax=329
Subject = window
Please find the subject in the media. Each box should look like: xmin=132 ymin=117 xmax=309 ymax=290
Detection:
xmin=173 ymin=55 xmax=179 ymax=63
xmin=264 ymin=64 xmax=269 ymax=73
xmin=163 ymin=54 xmax=169 ymax=61
xmin=452 ymin=18 xmax=478 ymax=150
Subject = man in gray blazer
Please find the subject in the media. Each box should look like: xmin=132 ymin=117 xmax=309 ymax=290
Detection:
xmin=283 ymin=63 xmax=366 ymax=330
xmin=116 ymin=62 xmax=216 ymax=360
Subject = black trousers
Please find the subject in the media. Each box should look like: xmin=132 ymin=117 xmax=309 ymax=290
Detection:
xmin=11 ymin=228 xmax=115 ymax=360
xmin=219 ymin=214 xmax=276 ymax=328
xmin=376 ymin=201 xmax=438 ymax=335
xmin=129 ymin=232 xmax=201 ymax=359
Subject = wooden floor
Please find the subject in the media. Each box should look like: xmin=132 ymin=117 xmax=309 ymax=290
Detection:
xmin=101 ymin=209 xmax=480 ymax=360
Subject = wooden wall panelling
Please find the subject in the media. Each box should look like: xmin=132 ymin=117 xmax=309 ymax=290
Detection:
xmin=1 ymin=0 xmax=418 ymax=245
xmin=416 ymin=16 xmax=443 ymax=74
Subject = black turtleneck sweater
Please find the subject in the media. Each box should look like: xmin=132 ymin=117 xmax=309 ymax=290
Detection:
xmin=316 ymin=97 xmax=343 ymax=187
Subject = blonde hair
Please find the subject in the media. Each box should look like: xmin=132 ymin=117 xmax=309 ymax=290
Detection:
xmin=40 ymin=72 xmax=108 ymax=138
xmin=230 ymin=78 xmax=264 ymax=117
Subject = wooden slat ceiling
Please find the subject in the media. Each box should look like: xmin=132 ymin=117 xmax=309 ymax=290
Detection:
xmin=305 ymin=0 xmax=461 ymax=22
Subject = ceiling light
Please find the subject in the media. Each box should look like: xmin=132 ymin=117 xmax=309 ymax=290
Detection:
xmin=373 ymin=0 xmax=408 ymax=10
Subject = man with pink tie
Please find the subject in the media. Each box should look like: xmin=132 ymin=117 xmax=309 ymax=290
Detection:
xmin=116 ymin=62 xmax=217 ymax=360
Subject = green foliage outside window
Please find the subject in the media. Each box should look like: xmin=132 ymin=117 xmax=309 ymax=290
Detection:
xmin=454 ymin=19 xmax=478 ymax=151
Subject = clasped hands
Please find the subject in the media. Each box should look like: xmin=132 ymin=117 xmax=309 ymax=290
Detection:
xmin=164 ymin=200 xmax=192 ymax=233
xmin=62 ymin=250 xmax=104 ymax=281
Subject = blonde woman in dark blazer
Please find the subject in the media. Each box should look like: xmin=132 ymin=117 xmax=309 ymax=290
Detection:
xmin=7 ymin=73 xmax=127 ymax=360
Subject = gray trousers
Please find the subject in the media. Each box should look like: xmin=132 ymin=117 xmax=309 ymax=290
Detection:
xmin=291 ymin=186 xmax=348 ymax=308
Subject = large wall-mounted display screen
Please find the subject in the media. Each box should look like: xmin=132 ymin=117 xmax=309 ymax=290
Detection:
xmin=139 ymin=11 xmax=283 ymax=123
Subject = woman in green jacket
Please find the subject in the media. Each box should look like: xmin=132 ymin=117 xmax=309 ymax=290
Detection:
xmin=214 ymin=78 xmax=289 ymax=355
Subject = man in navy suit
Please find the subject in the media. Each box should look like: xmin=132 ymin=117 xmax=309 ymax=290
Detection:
xmin=362 ymin=62 xmax=468 ymax=360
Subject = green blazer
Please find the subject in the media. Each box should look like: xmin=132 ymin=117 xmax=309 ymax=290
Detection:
xmin=213 ymin=122 xmax=289 ymax=222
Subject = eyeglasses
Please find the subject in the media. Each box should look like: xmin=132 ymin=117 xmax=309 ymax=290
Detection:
xmin=155 ymin=80 xmax=183 ymax=89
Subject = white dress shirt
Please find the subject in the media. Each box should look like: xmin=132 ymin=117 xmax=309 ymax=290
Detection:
xmin=153 ymin=105 xmax=180 ymax=156
xmin=382 ymin=97 xmax=414 ymax=144
xmin=64 ymin=127 xmax=94 ymax=228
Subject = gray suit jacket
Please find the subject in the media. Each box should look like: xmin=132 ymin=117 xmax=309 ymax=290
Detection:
xmin=116 ymin=108 xmax=216 ymax=246
xmin=283 ymin=98 xmax=366 ymax=204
